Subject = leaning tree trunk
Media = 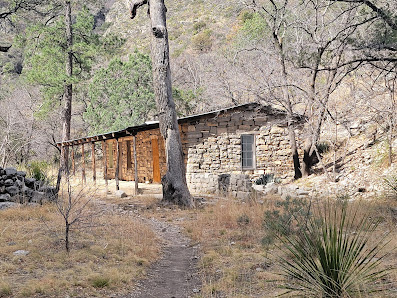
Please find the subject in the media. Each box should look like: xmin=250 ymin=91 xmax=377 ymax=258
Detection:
xmin=56 ymin=0 xmax=73 ymax=193
xmin=148 ymin=0 xmax=194 ymax=207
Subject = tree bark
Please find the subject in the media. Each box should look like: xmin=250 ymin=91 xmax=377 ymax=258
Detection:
xmin=148 ymin=0 xmax=193 ymax=207
xmin=272 ymin=32 xmax=302 ymax=179
xmin=56 ymin=0 xmax=73 ymax=193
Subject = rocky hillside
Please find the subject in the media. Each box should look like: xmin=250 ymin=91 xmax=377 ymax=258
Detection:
xmin=106 ymin=0 xmax=243 ymax=54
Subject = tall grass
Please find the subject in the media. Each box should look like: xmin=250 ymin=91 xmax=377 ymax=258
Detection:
xmin=279 ymin=201 xmax=389 ymax=297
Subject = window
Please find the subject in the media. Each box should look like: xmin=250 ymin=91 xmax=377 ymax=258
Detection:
xmin=241 ymin=135 xmax=255 ymax=169
xmin=126 ymin=140 xmax=132 ymax=169
xmin=108 ymin=142 xmax=114 ymax=168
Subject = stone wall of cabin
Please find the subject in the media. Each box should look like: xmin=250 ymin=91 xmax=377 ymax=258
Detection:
xmin=180 ymin=106 xmax=302 ymax=198
xmin=103 ymin=105 xmax=302 ymax=198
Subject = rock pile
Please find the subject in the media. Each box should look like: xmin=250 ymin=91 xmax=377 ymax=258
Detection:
xmin=0 ymin=167 xmax=56 ymax=208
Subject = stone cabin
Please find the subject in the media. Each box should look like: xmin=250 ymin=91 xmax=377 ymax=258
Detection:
xmin=58 ymin=102 xmax=303 ymax=197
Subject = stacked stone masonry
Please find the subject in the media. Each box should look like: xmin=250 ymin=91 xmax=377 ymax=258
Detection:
xmin=102 ymin=104 xmax=303 ymax=198
xmin=181 ymin=106 xmax=302 ymax=197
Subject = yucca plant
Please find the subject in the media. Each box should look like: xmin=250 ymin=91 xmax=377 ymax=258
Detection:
xmin=278 ymin=201 xmax=389 ymax=297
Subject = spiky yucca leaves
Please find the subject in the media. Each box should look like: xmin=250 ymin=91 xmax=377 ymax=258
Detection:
xmin=279 ymin=201 xmax=389 ymax=297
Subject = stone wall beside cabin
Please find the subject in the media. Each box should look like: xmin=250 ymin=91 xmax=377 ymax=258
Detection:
xmin=180 ymin=105 xmax=302 ymax=198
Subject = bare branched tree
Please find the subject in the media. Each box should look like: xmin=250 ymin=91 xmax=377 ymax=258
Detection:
xmin=56 ymin=176 xmax=93 ymax=252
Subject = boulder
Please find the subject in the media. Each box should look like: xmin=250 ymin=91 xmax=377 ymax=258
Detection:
xmin=13 ymin=250 xmax=30 ymax=256
xmin=16 ymin=171 xmax=26 ymax=177
xmin=0 ymin=202 xmax=18 ymax=210
xmin=22 ymin=186 xmax=34 ymax=198
xmin=264 ymin=182 xmax=278 ymax=195
xmin=39 ymin=186 xmax=56 ymax=198
xmin=15 ymin=179 xmax=24 ymax=189
xmin=5 ymin=186 xmax=19 ymax=196
xmin=252 ymin=184 xmax=265 ymax=192
xmin=0 ymin=193 xmax=11 ymax=202
xmin=24 ymin=177 xmax=36 ymax=188
xmin=5 ymin=167 xmax=17 ymax=176
xmin=31 ymin=191 xmax=45 ymax=204
xmin=115 ymin=190 xmax=127 ymax=198
xmin=4 ymin=179 xmax=13 ymax=187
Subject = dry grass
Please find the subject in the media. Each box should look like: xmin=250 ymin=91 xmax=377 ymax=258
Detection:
xmin=177 ymin=196 xmax=397 ymax=297
xmin=0 ymin=200 xmax=160 ymax=297
xmin=180 ymin=197 xmax=285 ymax=297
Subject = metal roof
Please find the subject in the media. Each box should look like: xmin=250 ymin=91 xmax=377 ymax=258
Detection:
xmin=57 ymin=102 xmax=285 ymax=146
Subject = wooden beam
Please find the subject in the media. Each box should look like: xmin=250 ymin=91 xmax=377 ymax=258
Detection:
xmin=91 ymin=142 xmax=96 ymax=184
xmin=133 ymin=135 xmax=139 ymax=195
xmin=81 ymin=143 xmax=86 ymax=184
xmin=115 ymin=139 xmax=120 ymax=191
xmin=71 ymin=145 xmax=75 ymax=176
xmin=102 ymin=141 xmax=108 ymax=188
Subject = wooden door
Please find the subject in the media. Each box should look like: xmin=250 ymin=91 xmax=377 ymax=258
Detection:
xmin=151 ymin=137 xmax=161 ymax=183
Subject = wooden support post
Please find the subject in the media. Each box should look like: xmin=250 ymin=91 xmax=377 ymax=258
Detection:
xmin=81 ymin=143 xmax=86 ymax=184
xmin=115 ymin=139 xmax=120 ymax=191
xmin=71 ymin=145 xmax=75 ymax=176
xmin=91 ymin=142 xmax=96 ymax=184
xmin=133 ymin=135 xmax=139 ymax=195
xmin=102 ymin=141 xmax=108 ymax=189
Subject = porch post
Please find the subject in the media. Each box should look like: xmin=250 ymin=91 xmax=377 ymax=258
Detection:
xmin=71 ymin=145 xmax=75 ymax=176
xmin=91 ymin=142 xmax=96 ymax=184
xmin=102 ymin=141 xmax=108 ymax=189
xmin=115 ymin=138 xmax=120 ymax=191
xmin=81 ymin=143 xmax=86 ymax=184
xmin=133 ymin=135 xmax=139 ymax=195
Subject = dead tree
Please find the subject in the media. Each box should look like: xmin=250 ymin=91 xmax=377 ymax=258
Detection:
xmin=127 ymin=0 xmax=194 ymax=207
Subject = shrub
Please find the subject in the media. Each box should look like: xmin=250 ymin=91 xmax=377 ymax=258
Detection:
xmin=0 ymin=281 xmax=12 ymax=297
xmin=193 ymin=20 xmax=207 ymax=34
xmin=316 ymin=141 xmax=330 ymax=154
xmin=25 ymin=161 xmax=51 ymax=183
xmin=191 ymin=29 xmax=212 ymax=51
xmin=383 ymin=175 xmax=397 ymax=200
xmin=255 ymin=173 xmax=280 ymax=185
xmin=238 ymin=10 xmax=254 ymax=23
xmin=237 ymin=214 xmax=250 ymax=226
xmin=278 ymin=201 xmax=389 ymax=297
xmin=91 ymin=276 xmax=110 ymax=288
xmin=263 ymin=196 xmax=310 ymax=239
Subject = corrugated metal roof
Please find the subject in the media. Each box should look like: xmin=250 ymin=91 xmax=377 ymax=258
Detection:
xmin=57 ymin=102 xmax=278 ymax=146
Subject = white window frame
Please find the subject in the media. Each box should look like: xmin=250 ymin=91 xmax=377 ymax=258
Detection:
xmin=241 ymin=134 xmax=255 ymax=170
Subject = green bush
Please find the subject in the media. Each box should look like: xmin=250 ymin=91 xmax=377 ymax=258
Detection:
xmin=26 ymin=161 xmax=51 ymax=182
xmin=263 ymin=196 xmax=310 ymax=240
xmin=255 ymin=173 xmax=280 ymax=185
xmin=193 ymin=20 xmax=207 ymax=34
xmin=278 ymin=201 xmax=388 ymax=297
xmin=90 ymin=276 xmax=110 ymax=288
xmin=316 ymin=141 xmax=330 ymax=154
xmin=191 ymin=29 xmax=212 ymax=51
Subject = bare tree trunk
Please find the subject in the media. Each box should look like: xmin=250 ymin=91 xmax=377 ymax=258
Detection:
xmin=56 ymin=0 xmax=73 ymax=193
xmin=148 ymin=0 xmax=193 ymax=207
xmin=272 ymin=32 xmax=302 ymax=179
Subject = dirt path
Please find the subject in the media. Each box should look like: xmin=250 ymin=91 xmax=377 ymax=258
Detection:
xmin=126 ymin=217 xmax=201 ymax=298
xmin=95 ymin=198 xmax=201 ymax=298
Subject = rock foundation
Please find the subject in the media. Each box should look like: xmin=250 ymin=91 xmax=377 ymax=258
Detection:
xmin=0 ymin=167 xmax=56 ymax=208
